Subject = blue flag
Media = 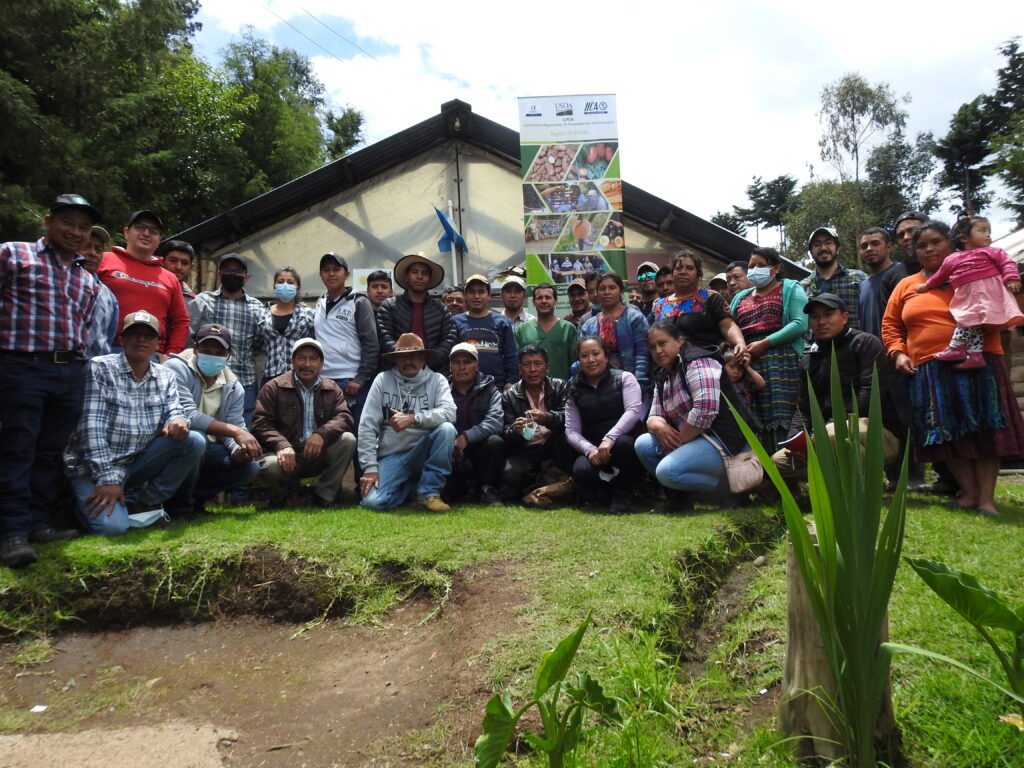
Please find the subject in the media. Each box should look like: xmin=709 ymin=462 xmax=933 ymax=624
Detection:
xmin=435 ymin=206 xmax=467 ymax=253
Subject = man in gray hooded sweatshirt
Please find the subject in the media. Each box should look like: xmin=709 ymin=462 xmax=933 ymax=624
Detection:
xmin=357 ymin=333 xmax=457 ymax=512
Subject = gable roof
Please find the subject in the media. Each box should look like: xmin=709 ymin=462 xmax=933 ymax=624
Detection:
xmin=176 ymin=99 xmax=807 ymax=277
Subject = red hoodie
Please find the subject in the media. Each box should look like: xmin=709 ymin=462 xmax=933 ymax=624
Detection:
xmin=98 ymin=246 xmax=190 ymax=353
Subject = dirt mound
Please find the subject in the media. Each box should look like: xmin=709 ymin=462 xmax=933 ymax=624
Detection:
xmin=0 ymin=562 xmax=524 ymax=767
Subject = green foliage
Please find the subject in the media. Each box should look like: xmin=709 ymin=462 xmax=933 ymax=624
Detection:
xmin=885 ymin=558 xmax=1024 ymax=718
xmin=864 ymin=130 xmax=939 ymax=224
xmin=710 ymin=210 xmax=747 ymax=237
xmin=475 ymin=612 xmax=621 ymax=768
xmin=818 ymin=73 xmax=908 ymax=184
xmin=933 ymin=97 xmax=995 ymax=216
xmin=731 ymin=356 xmax=909 ymax=767
xmin=782 ymin=179 xmax=865 ymax=265
xmin=732 ymin=175 xmax=797 ymax=247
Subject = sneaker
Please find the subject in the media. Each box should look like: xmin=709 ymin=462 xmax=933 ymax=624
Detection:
xmin=609 ymin=488 xmax=634 ymax=515
xmin=480 ymin=486 xmax=503 ymax=506
xmin=954 ymin=352 xmax=985 ymax=370
xmin=418 ymin=496 xmax=450 ymax=513
xmin=932 ymin=344 xmax=967 ymax=362
xmin=28 ymin=527 xmax=81 ymax=543
xmin=1 ymin=536 xmax=38 ymax=568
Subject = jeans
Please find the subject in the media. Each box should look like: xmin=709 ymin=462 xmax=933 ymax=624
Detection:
xmin=70 ymin=432 xmax=207 ymax=536
xmin=0 ymin=354 xmax=86 ymax=538
xmin=361 ymin=423 xmax=456 ymax=510
xmin=634 ymin=432 xmax=725 ymax=493
xmin=242 ymin=382 xmax=258 ymax=428
xmin=167 ymin=441 xmax=260 ymax=512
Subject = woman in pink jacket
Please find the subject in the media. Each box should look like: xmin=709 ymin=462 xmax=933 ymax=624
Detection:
xmin=916 ymin=216 xmax=1022 ymax=369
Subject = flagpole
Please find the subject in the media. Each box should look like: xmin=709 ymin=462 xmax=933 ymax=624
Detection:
xmin=447 ymin=199 xmax=459 ymax=286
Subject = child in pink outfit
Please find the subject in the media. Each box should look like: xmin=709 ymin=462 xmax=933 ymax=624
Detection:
xmin=915 ymin=216 xmax=1023 ymax=370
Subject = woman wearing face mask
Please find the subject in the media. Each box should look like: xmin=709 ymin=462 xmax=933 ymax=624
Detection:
xmin=256 ymin=267 xmax=315 ymax=386
xmin=730 ymin=247 xmax=808 ymax=452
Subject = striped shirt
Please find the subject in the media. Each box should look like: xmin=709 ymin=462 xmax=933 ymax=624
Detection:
xmin=651 ymin=357 xmax=722 ymax=430
xmin=799 ymin=265 xmax=868 ymax=329
xmin=64 ymin=353 xmax=185 ymax=486
xmin=189 ymin=288 xmax=267 ymax=386
xmin=0 ymin=238 xmax=99 ymax=353
xmin=294 ymin=374 xmax=321 ymax=442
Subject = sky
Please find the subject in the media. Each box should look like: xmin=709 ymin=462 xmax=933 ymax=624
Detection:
xmin=191 ymin=0 xmax=1024 ymax=244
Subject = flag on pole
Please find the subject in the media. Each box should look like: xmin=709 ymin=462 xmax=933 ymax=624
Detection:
xmin=434 ymin=205 xmax=467 ymax=254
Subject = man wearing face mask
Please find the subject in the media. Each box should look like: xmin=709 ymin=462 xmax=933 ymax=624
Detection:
xmin=163 ymin=324 xmax=262 ymax=518
xmin=799 ymin=226 xmax=867 ymax=329
xmin=189 ymin=253 xmax=267 ymax=427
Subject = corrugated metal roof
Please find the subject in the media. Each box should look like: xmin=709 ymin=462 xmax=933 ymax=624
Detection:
xmin=175 ymin=99 xmax=808 ymax=278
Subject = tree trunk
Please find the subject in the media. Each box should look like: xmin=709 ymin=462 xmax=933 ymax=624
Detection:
xmin=777 ymin=526 xmax=900 ymax=765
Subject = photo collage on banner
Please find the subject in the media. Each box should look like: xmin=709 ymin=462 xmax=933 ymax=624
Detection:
xmin=518 ymin=95 xmax=625 ymax=288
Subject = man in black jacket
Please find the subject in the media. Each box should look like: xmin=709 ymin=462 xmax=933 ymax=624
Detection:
xmin=770 ymin=293 xmax=900 ymax=481
xmin=499 ymin=345 xmax=574 ymax=500
xmin=377 ymin=253 xmax=456 ymax=372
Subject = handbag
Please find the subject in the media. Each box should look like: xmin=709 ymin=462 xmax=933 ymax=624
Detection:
xmin=702 ymin=434 xmax=763 ymax=493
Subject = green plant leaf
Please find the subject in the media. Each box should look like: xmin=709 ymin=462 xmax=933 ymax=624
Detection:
xmin=535 ymin=612 xmax=592 ymax=699
xmin=574 ymin=670 xmax=622 ymax=724
xmin=474 ymin=691 xmax=519 ymax=768
xmin=906 ymin=558 xmax=1024 ymax=633
xmin=522 ymin=732 xmax=555 ymax=753
xmin=883 ymin=642 xmax=1024 ymax=704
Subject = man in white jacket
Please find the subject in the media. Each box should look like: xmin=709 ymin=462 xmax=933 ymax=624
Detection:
xmin=357 ymin=333 xmax=456 ymax=512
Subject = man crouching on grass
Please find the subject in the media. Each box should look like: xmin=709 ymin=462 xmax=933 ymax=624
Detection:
xmin=64 ymin=311 xmax=206 ymax=536
xmin=357 ymin=333 xmax=457 ymax=512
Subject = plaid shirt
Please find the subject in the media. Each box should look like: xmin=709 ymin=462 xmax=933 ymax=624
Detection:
xmin=256 ymin=303 xmax=315 ymax=379
xmin=799 ymin=265 xmax=868 ymax=329
xmin=65 ymin=353 xmax=185 ymax=486
xmin=0 ymin=238 xmax=99 ymax=353
xmin=189 ymin=288 xmax=267 ymax=385
xmin=294 ymin=373 xmax=321 ymax=442
xmin=85 ymin=283 xmax=120 ymax=358
xmin=651 ymin=356 xmax=722 ymax=430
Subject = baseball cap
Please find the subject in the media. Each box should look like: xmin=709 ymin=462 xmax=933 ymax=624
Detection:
xmin=127 ymin=210 xmax=164 ymax=231
xmin=449 ymin=342 xmax=479 ymax=361
xmin=709 ymin=272 xmax=728 ymax=286
xmin=292 ymin=337 xmax=325 ymax=358
xmin=501 ymin=275 xmax=526 ymax=291
xmin=894 ymin=211 xmax=928 ymax=229
xmin=568 ymin=278 xmax=587 ymax=292
xmin=636 ymin=261 xmax=658 ymax=279
xmin=218 ymin=252 xmax=248 ymax=272
xmin=320 ymin=252 xmax=349 ymax=270
xmin=90 ymin=225 xmax=111 ymax=245
xmin=51 ymin=194 xmax=102 ymax=224
xmin=122 ymin=310 xmax=160 ymax=335
xmin=194 ymin=323 xmax=233 ymax=349
xmin=808 ymin=226 xmax=840 ymax=249
xmin=464 ymin=273 xmax=490 ymax=289
xmin=803 ymin=292 xmax=847 ymax=313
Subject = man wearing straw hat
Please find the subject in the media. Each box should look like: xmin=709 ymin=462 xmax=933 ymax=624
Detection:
xmin=377 ymin=252 xmax=456 ymax=372
xmin=357 ymin=333 xmax=457 ymax=512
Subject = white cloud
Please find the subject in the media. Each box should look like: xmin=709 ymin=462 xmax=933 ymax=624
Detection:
xmin=194 ymin=0 xmax=1024 ymax=238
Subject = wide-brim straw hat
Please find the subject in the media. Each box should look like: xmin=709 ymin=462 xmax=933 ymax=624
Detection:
xmin=381 ymin=332 xmax=437 ymax=362
xmin=393 ymin=252 xmax=445 ymax=291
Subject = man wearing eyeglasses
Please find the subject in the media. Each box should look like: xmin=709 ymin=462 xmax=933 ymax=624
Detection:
xmin=98 ymin=210 xmax=190 ymax=359
xmin=798 ymin=226 xmax=867 ymax=330
xmin=632 ymin=261 xmax=659 ymax=317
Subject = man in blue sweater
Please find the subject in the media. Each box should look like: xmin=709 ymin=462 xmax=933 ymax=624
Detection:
xmin=452 ymin=274 xmax=518 ymax=389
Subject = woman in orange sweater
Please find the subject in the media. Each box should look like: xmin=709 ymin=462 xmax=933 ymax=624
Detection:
xmin=881 ymin=220 xmax=1024 ymax=516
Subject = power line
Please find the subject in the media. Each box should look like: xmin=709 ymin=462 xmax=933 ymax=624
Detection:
xmin=261 ymin=5 xmax=346 ymax=63
xmin=294 ymin=5 xmax=377 ymax=61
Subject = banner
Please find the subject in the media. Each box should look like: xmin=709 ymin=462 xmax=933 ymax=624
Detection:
xmin=518 ymin=94 xmax=624 ymax=287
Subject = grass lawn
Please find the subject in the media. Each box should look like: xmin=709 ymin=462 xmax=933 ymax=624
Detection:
xmin=2 ymin=483 xmax=1022 ymax=766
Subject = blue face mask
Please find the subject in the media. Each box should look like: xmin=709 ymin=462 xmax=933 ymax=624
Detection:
xmin=274 ymin=283 xmax=298 ymax=302
xmin=197 ymin=353 xmax=228 ymax=377
xmin=747 ymin=266 xmax=774 ymax=287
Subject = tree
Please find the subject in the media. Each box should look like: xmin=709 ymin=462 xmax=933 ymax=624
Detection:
xmin=783 ymin=180 xmax=867 ymax=267
xmin=710 ymin=210 xmax=747 ymax=237
xmin=733 ymin=175 xmax=798 ymax=246
xmin=932 ymin=97 xmax=995 ymax=216
xmin=864 ymin=130 xmax=939 ymax=225
xmin=818 ymin=74 xmax=908 ymax=184
xmin=325 ymin=106 xmax=366 ymax=160
xmin=988 ymin=38 xmax=1024 ymax=225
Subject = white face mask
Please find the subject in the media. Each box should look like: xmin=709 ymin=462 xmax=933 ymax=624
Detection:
xmin=747 ymin=266 xmax=774 ymax=287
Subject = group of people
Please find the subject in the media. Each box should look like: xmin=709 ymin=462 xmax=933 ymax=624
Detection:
xmin=2 ymin=195 xmax=1021 ymax=570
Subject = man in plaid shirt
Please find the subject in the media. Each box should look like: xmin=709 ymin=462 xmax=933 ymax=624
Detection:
xmin=188 ymin=253 xmax=267 ymax=426
xmin=0 ymin=194 xmax=102 ymax=568
xmin=799 ymin=226 xmax=868 ymax=330
xmin=64 ymin=311 xmax=206 ymax=537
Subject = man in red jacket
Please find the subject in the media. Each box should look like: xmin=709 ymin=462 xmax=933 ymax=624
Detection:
xmin=98 ymin=210 xmax=190 ymax=359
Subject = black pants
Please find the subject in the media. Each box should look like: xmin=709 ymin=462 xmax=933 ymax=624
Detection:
xmin=502 ymin=434 xmax=575 ymax=497
xmin=572 ymin=435 xmax=642 ymax=497
xmin=444 ymin=434 xmax=506 ymax=501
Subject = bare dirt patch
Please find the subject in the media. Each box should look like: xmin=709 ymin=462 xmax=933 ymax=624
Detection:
xmin=0 ymin=562 xmax=526 ymax=768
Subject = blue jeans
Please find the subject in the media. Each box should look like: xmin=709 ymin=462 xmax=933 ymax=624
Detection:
xmin=242 ymin=382 xmax=257 ymax=428
xmin=70 ymin=432 xmax=207 ymax=536
xmin=634 ymin=432 xmax=726 ymax=492
xmin=361 ymin=423 xmax=456 ymax=510
xmin=167 ymin=441 xmax=260 ymax=512
xmin=0 ymin=354 xmax=85 ymax=538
